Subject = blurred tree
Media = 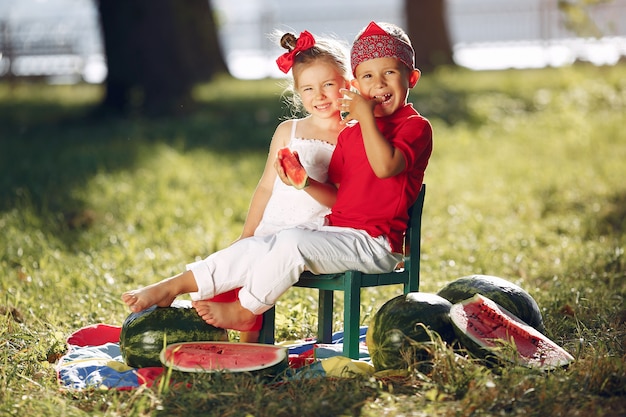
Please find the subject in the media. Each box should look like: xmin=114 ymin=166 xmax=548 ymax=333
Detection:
xmin=558 ymin=0 xmax=606 ymax=38
xmin=97 ymin=0 xmax=227 ymax=116
xmin=406 ymin=0 xmax=455 ymax=73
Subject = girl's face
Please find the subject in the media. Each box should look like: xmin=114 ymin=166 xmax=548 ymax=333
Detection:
xmin=294 ymin=61 xmax=348 ymax=118
xmin=351 ymin=57 xmax=420 ymax=118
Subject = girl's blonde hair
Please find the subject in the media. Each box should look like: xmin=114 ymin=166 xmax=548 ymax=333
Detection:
xmin=276 ymin=31 xmax=350 ymax=116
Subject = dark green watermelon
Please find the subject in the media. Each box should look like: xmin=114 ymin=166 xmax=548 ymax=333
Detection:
xmin=437 ymin=275 xmax=545 ymax=333
xmin=366 ymin=292 xmax=455 ymax=371
xmin=120 ymin=301 xmax=228 ymax=368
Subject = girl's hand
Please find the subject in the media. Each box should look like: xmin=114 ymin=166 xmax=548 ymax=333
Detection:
xmin=338 ymin=88 xmax=381 ymax=125
xmin=274 ymin=150 xmax=300 ymax=187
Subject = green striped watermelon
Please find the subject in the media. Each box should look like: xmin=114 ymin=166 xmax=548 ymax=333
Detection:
xmin=120 ymin=301 xmax=228 ymax=368
xmin=366 ymin=292 xmax=455 ymax=371
xmin=160 ymin=342 xmax=289 ymax=377
xmin=437 ymin=275 xmax=545 ymax=333
xmin=450 ymin=294 xmax=574 ymax=369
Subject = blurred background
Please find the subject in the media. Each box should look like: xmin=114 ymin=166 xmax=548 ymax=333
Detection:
xmin=1 ymin=0 xmax=625 ymax=117
xmin=1 ymin=0 xmax=625 ymax=84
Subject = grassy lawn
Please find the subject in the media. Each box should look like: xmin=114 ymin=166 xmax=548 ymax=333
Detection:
xmin=1 ymin=64 xmax=625 ymax=416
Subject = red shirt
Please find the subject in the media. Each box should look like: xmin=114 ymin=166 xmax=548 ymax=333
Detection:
xmin=327 ymin=104 xmax=432 ymax=253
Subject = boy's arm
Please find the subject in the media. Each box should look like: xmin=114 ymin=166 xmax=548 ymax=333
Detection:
xmin=339 ymin=89 xmax=406 ymax=178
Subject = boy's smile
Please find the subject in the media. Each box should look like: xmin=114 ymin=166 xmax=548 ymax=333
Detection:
xmin=352 ymin=57 xmax=419 ymax=117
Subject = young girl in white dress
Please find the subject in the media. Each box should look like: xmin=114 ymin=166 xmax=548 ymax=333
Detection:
xmin=127 ymin=30 xmax=351 ymax=342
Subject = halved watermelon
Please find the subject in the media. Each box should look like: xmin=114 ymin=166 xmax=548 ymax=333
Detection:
xmin=450 ymin=294 xmax=574 ymax=370
xmin=438 ymin=275 xmax=545 ymax=333
xmin=160 ymin=342 xmax=289 ymax=376
xmin=278 ymin=147 xmax=309 ymax=189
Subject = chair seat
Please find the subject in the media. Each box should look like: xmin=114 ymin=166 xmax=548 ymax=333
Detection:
xmin=296 ymin=269 xmax=411 ymax=289
xmin=260 ymin=184 xmax=425 ymax=359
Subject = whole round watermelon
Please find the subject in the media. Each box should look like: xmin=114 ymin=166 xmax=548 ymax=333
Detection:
xmin=437 ymin=275 xmax=545 ymax=333
xmin=120 ymin=301 xmax=229 ymax=368
xmin=366 ymin=292 xmax=455 ymax=371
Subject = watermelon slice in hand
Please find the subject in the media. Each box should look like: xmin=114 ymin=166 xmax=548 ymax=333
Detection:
xmin=160 ymin=342 xmax=289 ymax=375
xmin=278 ymin=147 xmax=309 ymax=189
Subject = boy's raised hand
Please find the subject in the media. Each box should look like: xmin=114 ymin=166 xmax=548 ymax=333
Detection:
xmin=338 ymin=88 xmax=381 ymax=125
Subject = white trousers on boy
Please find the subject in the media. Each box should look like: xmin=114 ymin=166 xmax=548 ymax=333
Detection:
xmin=186 ymin=220 xmax=402 ymax=315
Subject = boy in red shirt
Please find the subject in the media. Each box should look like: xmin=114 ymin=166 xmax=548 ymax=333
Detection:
xmin=122 ymin=21 xmax=433 ymax=332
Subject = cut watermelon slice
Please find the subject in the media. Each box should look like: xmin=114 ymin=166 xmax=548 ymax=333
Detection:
xmin=278 ymin=147 xmax=309 ymax=189
xmin=450 ymin=294 xmax=574 ymax=370
xmin=160 ymin=342 xmax=289 ymax=374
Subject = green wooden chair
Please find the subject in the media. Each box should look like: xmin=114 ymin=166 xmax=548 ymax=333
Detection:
xmin=259 ymin=184 xmax=425 ymax=359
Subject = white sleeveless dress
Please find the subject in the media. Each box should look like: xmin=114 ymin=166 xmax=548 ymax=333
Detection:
xmin=254 ymin=120 xmax=335 ymax=237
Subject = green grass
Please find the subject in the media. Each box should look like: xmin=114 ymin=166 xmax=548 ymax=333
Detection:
xmin=1 ymin=64 xmax=625 ymax=416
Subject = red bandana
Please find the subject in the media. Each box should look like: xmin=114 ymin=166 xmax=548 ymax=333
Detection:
xmin=276 ymin=31 xmax=316 ymax=73
xmin=350 ymin=22 xmax=415 ymax=76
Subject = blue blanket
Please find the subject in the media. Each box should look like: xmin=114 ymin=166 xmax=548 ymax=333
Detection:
xmin=56 ymin=323 xmax=371 ymax=390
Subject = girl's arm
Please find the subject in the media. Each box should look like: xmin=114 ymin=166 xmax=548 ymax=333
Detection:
xmin=238 ymin=121 xmax=292 ymax=239
xmin=303 ymin=177 xmax=338 ymax=208
xmin=275 ymin=150 xmax=338 ymax=208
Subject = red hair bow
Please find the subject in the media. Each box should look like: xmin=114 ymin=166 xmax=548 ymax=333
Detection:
xmin=276 ymin=31 xmax=315 ymax=73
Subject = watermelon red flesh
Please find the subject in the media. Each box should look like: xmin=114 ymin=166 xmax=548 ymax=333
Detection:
xmin=160 ymin=342 xmax=288 ymax=374
xmin=450 ymin=294 xmax=574 ymax=369
xmin=278 ymin=147 xmax=309 ymax=189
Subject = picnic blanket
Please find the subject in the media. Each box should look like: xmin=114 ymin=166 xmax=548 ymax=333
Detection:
xmin=56 ymin=323 xmax=373 ymax=390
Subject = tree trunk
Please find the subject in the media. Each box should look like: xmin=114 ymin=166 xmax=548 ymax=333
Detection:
xmin=97 ymin=0 xmax=227 ymax=116
xmin=406 ymin=0 xmax=455 ymax=73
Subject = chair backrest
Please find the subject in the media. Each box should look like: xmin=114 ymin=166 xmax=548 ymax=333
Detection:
xmin=403 ymin=184 xmax=426 ymax=280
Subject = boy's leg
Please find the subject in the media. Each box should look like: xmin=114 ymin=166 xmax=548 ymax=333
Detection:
xmin=237 ymin=225 xmax=402 ymax=315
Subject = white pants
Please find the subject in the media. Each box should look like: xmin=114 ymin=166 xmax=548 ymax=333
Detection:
xmin=186 ymin=220 xmax=402 ymax=315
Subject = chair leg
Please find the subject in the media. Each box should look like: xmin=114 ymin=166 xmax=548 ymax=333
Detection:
xmin=259 ymin=307 xmax=275 ymax=345
xmin=343 ymin=271 xmax=362 ymax=359
xmin=318 ymin=290 xmax=333 ymax=343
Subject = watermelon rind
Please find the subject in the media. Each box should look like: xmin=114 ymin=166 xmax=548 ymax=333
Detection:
xmin=449 ymin=294 xmax=574 ymax=370
xmin=160 ymin=342 xmax=289 ymax=375
xmin=120 ymin=301 xmax=228 ymax=368
xmin=437 ymin=274 xmax=545 ymax=333
xmin=366 ymin=292 xmax=456 ymax=371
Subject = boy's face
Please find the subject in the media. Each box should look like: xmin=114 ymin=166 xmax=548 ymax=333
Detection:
xmin=351 ymin=57 xmax=420 ymax=118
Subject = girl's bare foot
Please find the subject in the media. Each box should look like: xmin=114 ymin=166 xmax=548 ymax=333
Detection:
xmin=192 ymin=299 xmax=257 ymax=331
xmin=122 ymin=271 xmax=199 ymax=313
xmin=122 ymin=282 xmax=177 ymax=313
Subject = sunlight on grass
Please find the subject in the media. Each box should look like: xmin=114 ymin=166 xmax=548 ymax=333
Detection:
xmin=1 ymin=64 xmax=625 ymax=416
